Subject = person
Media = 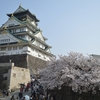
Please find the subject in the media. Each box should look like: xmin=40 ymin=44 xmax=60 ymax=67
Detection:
xmin=47 ymin=93 xmax=51 ymax=100
xmin=2 ymin=90 xmax=7 ymax=97
xmin=7 ymin=87 xmax=11 ymax=96
xmin=20 ymin=86 xmax=24 ymax=92
xmin=39 ymin=93 xmax=43 ymax=100
xmin=22 ymin=97 xmax=26 ymax=100
xmin=78 ymin=98 xmax=83 ymax=100
xmin=43 ymin=95 xmax=45 ymax=100
xmin=11 ymin=95 xmax=15 ymax=100
xmin=16 ymin=97 xmax=19 ymax=100
xmin=25 ymin=82 xmax=30 ymax=91
xmin=18 ymin=92 xmax=23 ymax=100
xmin=32 ymin=90 xmax=36 ymax=99
xmin=30 ymin=85 xmax=34 ymax=94
xmin=35 ymin=94 xmax=38 ymax=100
xmin=30 ymin=75 xmax=33 ymax=79
xmin=30 ymin=95 xmax=33 ymax=100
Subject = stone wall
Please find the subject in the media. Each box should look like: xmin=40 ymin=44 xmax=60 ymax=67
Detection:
xmin=27 ymin=54 xmax=48 ymax=74
xmin=0 ymin=54 xmax=48 ymax=73
xmin=0 ymin=54 xmax=27 ymax=68
xmin=0 ymin=63 xmax=14 ymax=89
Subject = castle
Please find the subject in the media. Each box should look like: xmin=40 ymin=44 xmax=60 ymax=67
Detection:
xmin=0 ymin=5 xmax=54 ymax=90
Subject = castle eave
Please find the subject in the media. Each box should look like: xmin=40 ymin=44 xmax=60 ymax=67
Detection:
xmin=7 ymin=10 xmax=39 ymax=22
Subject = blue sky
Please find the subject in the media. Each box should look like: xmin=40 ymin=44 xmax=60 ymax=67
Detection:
xmin=0 ymin=0 xmax=100 ymax=57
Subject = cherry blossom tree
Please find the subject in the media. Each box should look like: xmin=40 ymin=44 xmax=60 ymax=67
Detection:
xmin=38 ymin=52 xmax=100 ymax=94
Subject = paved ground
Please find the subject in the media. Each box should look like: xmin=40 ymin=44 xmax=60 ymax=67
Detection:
xmin=0 ymin=89 xmax=31 ymax=100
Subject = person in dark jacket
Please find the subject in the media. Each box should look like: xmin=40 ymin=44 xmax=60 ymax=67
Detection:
xmin=18 ymin=92 xmax=23 ymax=100
xmin=2 ymin=90 xmax=7 ymax=97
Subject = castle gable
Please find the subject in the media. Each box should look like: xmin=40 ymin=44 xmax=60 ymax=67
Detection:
xmin=46 ymin=48 xmax=51 ymax=53
xmin=2 ymin=17 xmax=21 ymax=28
xmin=0 ymin=30 xmax=20 ymax=44
xmin=35 ymin=31 xmax=44 ymax=42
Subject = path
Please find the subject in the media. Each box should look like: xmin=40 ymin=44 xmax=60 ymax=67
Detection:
xmin=0 ymin=89 xmax=31 ymax=100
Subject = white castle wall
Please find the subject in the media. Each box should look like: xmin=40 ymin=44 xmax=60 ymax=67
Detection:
xmin=0 ymin=46 xmax=50 ymax=61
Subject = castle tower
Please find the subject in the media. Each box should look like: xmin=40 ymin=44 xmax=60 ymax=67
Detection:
xmin=0 ymin=5 xmax=54 ymax=89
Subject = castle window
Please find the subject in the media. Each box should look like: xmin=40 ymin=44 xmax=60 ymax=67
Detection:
xmin=20 ymin=28 xmax=24 ymax=32
xmin=0 ymin=39 xmax=10 ymax=42
xmin=1 ymin=47 xmax=6 ymax=51
xmin=21 ymin=35 xmax=25 ymax=39
xmin=4 ymin=77 xmax=7 ymax=80
xmin=13 ymin=46 xmax=17 ymax=50
xmin=19 ymin=46 xmax=23 ymax=49
xmin=38 ymin=53 xmax=41 ymax=57
xmin=9 ymin=24 xmax=14 ymax=27
xmin=12 ymin=30 xmax=16 ymax=33
xmin=44 ymin=56 xmax=46 ymax=59
xmin=8 ymin=47 xmax=12 ymax=51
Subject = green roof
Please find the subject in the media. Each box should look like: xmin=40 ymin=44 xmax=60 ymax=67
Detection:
xmin=14 ymin=5 xmax=26 ymax=13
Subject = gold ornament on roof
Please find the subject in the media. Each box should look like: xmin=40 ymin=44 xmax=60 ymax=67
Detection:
xmin=22 ymin=18 xmax=26 ymax=21
xmin=3 ymin=26 xmax=6 ymax=30
xmin=11 ymin=13 xmax=14 ymax=16
xmin=2 ymin=27 xmax=7 ymax=34
xmin=26 ymin=15 xmax=28 ymax=19
xmin=19 ymin=4 xmax=22 ymax=7
xmin=20 ymin=24 xmax=23 ymax=26
xmin=9 ymin=14 xmax=14 ymax=20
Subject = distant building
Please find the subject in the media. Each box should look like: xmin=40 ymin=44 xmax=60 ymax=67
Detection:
xmin=0 ymin=5 xmax=54 ymax=90
xmin=91 ymin=54 xmax=100 ymax=62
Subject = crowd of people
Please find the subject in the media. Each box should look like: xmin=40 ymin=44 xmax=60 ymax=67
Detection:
xmin=1 ymin=75 xmax=85 ymax=100
xmin=3 ymin=75 xmax=56 ymax=100
xmin=1 ymin=87 xmax=10 ymax=97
